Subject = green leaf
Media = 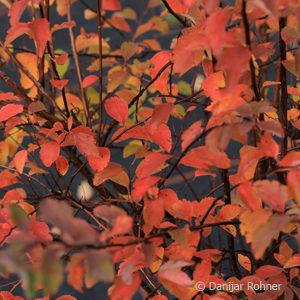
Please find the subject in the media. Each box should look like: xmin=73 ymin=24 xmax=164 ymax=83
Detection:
xmin=178 ymin=80 xmax=192 ymax=96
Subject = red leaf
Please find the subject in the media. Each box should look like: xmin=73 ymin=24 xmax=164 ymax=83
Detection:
xmin=149 ymin=51 xmax=172 ymax=93
xmin=81 ymin=75 xmax=98 ymax=88
xmin=181 ymin=120 xmax=202 ymax=151
xmin=108 ymin=273 xmax=141 ymax=300
xmin=88 ymin=147 xmax=110 ymax=172
xmin=0 ymin=291 xmax=24 ymax=300
xmin=147 ymin=123 xmax=172 ymax=152
xmin=30 ymin=220 xmax=53 ymax=243
xmin=131 ymin=176 xmax=161 ymax=201
xmin=102 ymin=0 xmax=122 ymax=11
xmin=105 ymin=97 xmax=128 ymax=125
xmin=136 ymin=153 xmax=171 ymax=179
xmin=55 ymin=53 xmax=69 ymax=65
xmin=5 ymin=23 xmax=30 ymax=46
xmin=0 ymin=104 xmax=23 ymax=122
xmin=51 ymin=21 xmax=76 ymax=33
xmin=28 ymin=18 xmax=51 ymax=57
xmin=13 ymin=150 xmax=27 ymax=174
xmin=148 ymin=103 xmax=174 ymax=134
xmin=50 ymin=79 xmax=69 ymax=90
xmin=55 ymin=155 xmax=69 ymax=176
xmin=56 ymin=296 xmax=77 ymax=300
xmin=8 ymin=0 xmax=29 ymax=26
xmin=158 ymin=260 xmax=196 ymax=299
xmin=40 ymin=141 xmax=60 ymax=167
xmin=281 ymin=151 xmax=300 ymax=167
xmin=111 ymin=215 xmax=133 ymax=235
xmin=0 ymin=92 xmax=19 ymax=101
xmin=71 ymin=126 xmax=98 ymax=157
xmin=179 ymin=0 xmax=196 ymax=8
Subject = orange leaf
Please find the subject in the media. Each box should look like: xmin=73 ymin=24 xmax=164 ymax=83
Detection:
xmin=257 ymin=132 xmax=279 ymax=158
xmin=40 ymin=141 xmax=60 ymax=167
xmin=55 ymin=155 xmax=69 ymax=176
xmin=66 ymin=253 xmax=84 ymax=292
xmin=108 ymin=273 xmax=141 ymax=300
xmin=81 ymin=75 xmax=98 ymax=88
xmin=284 ymin=254 xmax=300 ymax=269
xmin=13 ymin=150 xmax=27 ymax=174
xmin=105 ymin=97 xmax=128 ymax=125
xmin=50 ymin=79 xmax=68 ymax=90
xmin=93 ymin=162 xmax=124 ymax=186
xmin=0 ymin=104 xmax=23 ymax=122
xmin=238 ymin=254 xmax=251 ymax=272
xmin=88 ymin=147 xmax=110 ymax=172
xmin=253 ymin=180 xmax=288 ymax=213
xmin=102 ymin=0 xmax=121 ymax=10
xmin=136 ymin=152 xmax=171 ymax=179
xmin=193 ymin=259 xmax=211 ymax=285
xmin=237 ymin=181 xmax=262 ymax=211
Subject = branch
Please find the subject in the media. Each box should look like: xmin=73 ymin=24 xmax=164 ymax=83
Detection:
xmin=279 ymin=17 xmax=288 ymax=159
xmin=66 ymin=0 xmax=90 ymax=125
xmin=96 ymin=0 xmax=104 ymax=145
xmin=161 ymin=0 xmax=188 ymax=27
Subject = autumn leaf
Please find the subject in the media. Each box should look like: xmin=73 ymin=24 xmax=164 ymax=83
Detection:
xmin=28 ymin=18 xmax=51 ymax=57
xmin=0 ymin=104 xmax=23 ymax=122
xmin=135 ymin=152 xmax=171 ymax=179
xmin=13 ymin=149 xmax=27 ymax=174
xmin=102 ymin=0 xmax=121 ymax=11
xmin=8 ymin=0 xmax=28 ymax=26
xmin=55 ymin=155 xmax=69 ymax=176
xmin=81 ymin=75 xmax=98 ymax=88
xmin=30 ymin=220 xmax=53 ymax=243
xmin=104 ymin=97 xmax=128 ymax=125
xmin=50 ymin=79 xmax=68 ymax=90
xmin=147 ymin=103 xmax=174 ymax=134
xmin=40 ymin=141 xmax=60 ymax=167
xmin=88 ymin=147 xmax=110 ymax=172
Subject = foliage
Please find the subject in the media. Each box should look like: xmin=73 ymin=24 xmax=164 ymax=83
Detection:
xmin=0 ymin=0 xmax=300 ymax=299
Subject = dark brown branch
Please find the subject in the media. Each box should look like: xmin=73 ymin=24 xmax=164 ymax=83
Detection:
xmin=279 ymin=17 xmax=288 ymax=158
xmin=96 ymin=0 xmax=104 ymax=145
xmin=161 ymin=0 xmax=188 ymax=27
xmin=241 ymin=0 xmax=261 ymax=101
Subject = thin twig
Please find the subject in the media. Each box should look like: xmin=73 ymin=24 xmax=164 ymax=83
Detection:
xmin=96 ymin=0 xmax=103 ymax=144
xmin=66 ymin=0 xmax=89 ymax=125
